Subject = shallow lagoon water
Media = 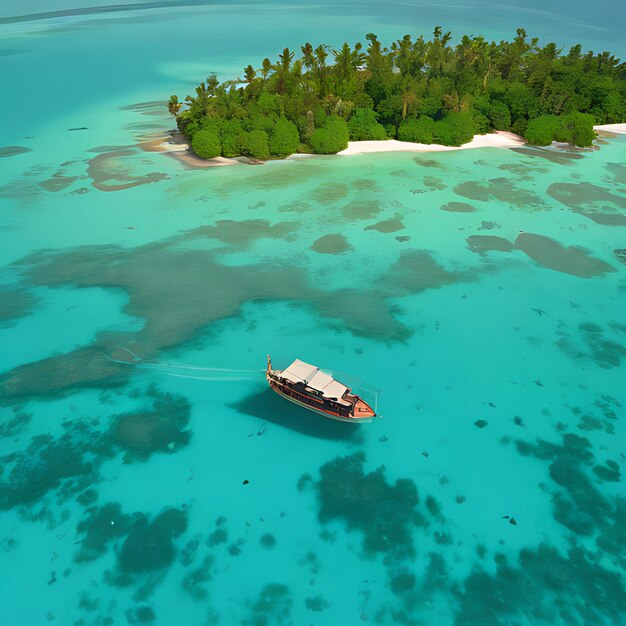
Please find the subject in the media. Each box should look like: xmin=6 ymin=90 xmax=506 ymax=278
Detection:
xmin=1 ymin=2 xmax=625 ymax=625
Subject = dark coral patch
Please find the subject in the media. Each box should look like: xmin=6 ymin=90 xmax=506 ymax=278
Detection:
xmin=578 ymin=323 xmax=626 ymax=368
xmin=467 ymin=232 xmax=616 ymax=277
xmin=305 ymin=595 xmax=330 ymax=611
xmin=117 ymin=508 xmax=188 ymax=575
xmin=351 ymin=178 xmax=379 ymax=191
xmin=111 ymin=386 xmax=191 ymax=461
xmin=182 ymin=555 xmax=214 ymax=601
xmin=454 ymin=543 xmax=626 ymax=626
xmin=0 ymin=146 xmax=32 ymax=158
xmin=311 ymin=182 xmax=349 ymax=205
xmin=497 ymin=162 xmax=545 ymax=178
xmin=515 ymin=233 xmax=617 ymax=277
xmin=340 ymin=199 xmax=382 ymax=220
xmin=127 ymin=606 xmax=156 ymax=624
xmin=244 ymin=584 xmax=292 ymax=626
xmin=311 ymin=452 xmax=420 ymax=556
xmin=364 ymin=218 xmax=405 ymax=233
xmin=466 ymin=235 xmax=513 ymax=254
xmin=0 ymin=410 xmax=32 ymax=437
xmin=317 ymin=289 xmax=412 ymax=342
xmin=440 ymin=201 xmax=476 ymax=213
xmin=390 ymin=568 xmax=417 ymax=594
xmin=207 ymin=527 xmax=228 ymax=546
xmin=515 ymin=434 xmax=620 ymax=542
xmin=453 ymin=177 xmax=545 ymax=209
xmin=278 ymin=200 xmax=313 ymax=213
xmin=0 ymin=419 xmax=111 ymax=512
xmin=192 ymin=219 xmax=298 ymax=246
xmin=2 ymin=242 xmax=317 ymax=397
xmin=414 ymin=157 xmax=444 ymax=168
xmin=606 ymin=162 xmax=626 ymax=184
xmin=547 ymin=182 xmax=626 ymax=225
xmin=75 ymin=502 xmax=134 ymax=562
xmin=310 ymin=233 xmax=353 ymax=254
xmin=0 ymin=345 xmax=128 ymax=400
xmin=75 ymin=504 xmax=190 ymax=597
xmin=86 ymin=148 xmax=167 ymax=192
xmin=39 ymin=172 xmax=81 ymax=192
xmin=382 ymin=249 xmax=473 ymax=294
xmin=593 ymin=460 xmax=621 ymax=483
xmin=0 ymin=287 xmax=37 ymax=325
xmin=557 ymin=322 xmax=626 ymax=369
xmin=423 ymin=176 xmax=447 ymax=191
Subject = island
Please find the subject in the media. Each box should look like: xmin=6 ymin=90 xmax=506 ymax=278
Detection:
xmin=167 ymin=28 xmax=626 ymax=161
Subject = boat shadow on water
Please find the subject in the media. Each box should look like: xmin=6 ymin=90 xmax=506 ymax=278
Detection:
xmin=230 ymin=387 xmax=360 ymax=440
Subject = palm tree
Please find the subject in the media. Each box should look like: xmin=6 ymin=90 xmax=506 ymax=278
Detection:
xmin=426 ymin=26 xmax=453 ymax=77
xmin=392 ymin=34 xmax=413 ymax=75
xmin=185 ymin=82 xmax=210 ymax=115
xmin=244 ymin=64 xmax=256 ymax=84
xmin=260 ymin=57 xmax=272 ymax=88
xmin=301 ymin=42 xmax=314 ymax=73
xmin=314 ymin=45 xmax=328 ymax=96
xmin=167 ymin=95 xmax=181 ymax=116
xmin=332 ymin=43 xmax=353 ymax=83
xmin=206 ymin=74 xmax=220 ymax=95
xmin=275 ymin=47 xmax=294 ymax=94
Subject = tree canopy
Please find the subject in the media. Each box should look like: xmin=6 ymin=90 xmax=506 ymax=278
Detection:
xmin=171 ymin=28 xmax=625 ymax=158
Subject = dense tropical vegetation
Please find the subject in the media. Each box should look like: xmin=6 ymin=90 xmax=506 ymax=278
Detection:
xmin=168 ymin=28 xmax=626 ymax=159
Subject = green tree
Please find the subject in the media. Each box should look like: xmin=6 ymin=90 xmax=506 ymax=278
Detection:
xmin=524 ymin=114 xmax=560 ymax=145
xmin=269 ymin=118 xmax=300 ymax=156
xmin=433 ymin=111 xmax=476 ymax=146
xmin=191 ymin=129 xmax=221 ymax=159
xmin=241 ymin=130 xmax=270 ymax=159
xmin=310 ymin=115 xmax=349 ymax=153
xmin=505 ymin=82 xmax=539 ymax=121
xmin=348 ymin=108 xmax=386 ymax=140
xmin=556 ymin=112 xmax=596 ymax=147
xmin=398 ymin=116 xmax=435 ymax=143
xmin=488 ymin=100 xmax=512 ymax=130
xmin=220 ymin=119 xmax=244 ymax=157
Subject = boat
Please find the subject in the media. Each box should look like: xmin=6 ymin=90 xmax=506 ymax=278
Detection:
xmin=266 ymin=355 xmax=377 ymax=423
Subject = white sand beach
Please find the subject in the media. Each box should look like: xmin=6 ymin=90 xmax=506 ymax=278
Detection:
xmin=594 ymin=123 xmax=626 ymax=134
xmin=338 ymin=131 xmax=527 ymax=155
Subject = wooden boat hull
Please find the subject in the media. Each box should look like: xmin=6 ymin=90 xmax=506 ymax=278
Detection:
xmin=267 ymin=375 xmax=375 ymax=423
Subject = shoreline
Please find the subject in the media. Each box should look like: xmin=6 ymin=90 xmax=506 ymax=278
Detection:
xmin=147 ymin=124 xmax=626 ymax=168
xmin=336 ymin=131 xmax=527 ymax=155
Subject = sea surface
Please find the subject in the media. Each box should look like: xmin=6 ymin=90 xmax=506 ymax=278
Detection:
xmin=1 ymin=2 xmax=625 ymax=625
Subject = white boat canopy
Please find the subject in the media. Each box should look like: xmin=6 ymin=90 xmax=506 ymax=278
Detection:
xmin=280 ymin=359 xmax=319 ymax=384
xmin=280 ymin=359 xmax=350 ymax=405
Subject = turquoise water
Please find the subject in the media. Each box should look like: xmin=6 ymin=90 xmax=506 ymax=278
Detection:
xmin=1 ymin=2 xmax=625 ymax=625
